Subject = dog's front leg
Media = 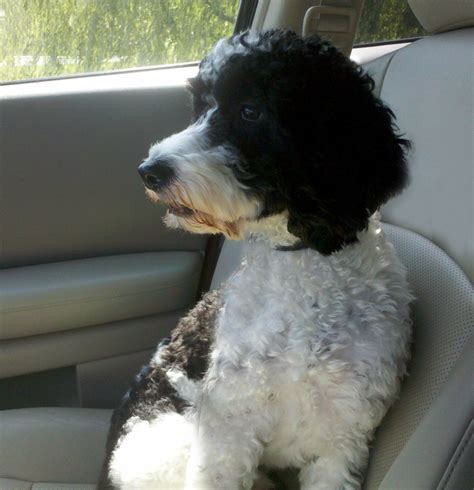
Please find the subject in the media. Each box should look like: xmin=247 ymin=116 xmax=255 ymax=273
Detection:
xmin=185 ymin=385 xmax=273 ymax=490
xmin=299 ymin=445 xmax=368 ymax=490
xmin=184 ymin=409 xmax=262 ymax=489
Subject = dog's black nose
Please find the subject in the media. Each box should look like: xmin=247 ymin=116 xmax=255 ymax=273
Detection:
xmin=138 ymin=158 xmax=175 ymax=191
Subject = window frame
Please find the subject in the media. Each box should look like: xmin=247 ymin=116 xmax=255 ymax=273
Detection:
xmin=353 ymin=37 xmax=422 ymax=49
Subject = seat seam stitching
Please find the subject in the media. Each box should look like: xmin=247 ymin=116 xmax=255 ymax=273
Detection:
xmin=377 ymin=50 xmax=397 ymax=96
xmin=438 ymin=421 xmax=474 ymax=490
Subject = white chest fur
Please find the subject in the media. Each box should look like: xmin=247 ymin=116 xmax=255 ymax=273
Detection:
xmin=204 ymin=219 xmax=412 ymax=467
xmin=110 ymin=219 xmax=412 ymax=489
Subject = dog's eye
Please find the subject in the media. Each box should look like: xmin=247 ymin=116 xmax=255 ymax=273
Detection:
xmin=241 ymin=105 xmax=261 ymax=121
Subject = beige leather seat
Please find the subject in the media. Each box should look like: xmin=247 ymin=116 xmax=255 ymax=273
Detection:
xmin=1 ymin=1 xmax=473 ymax=488
xmin=0 ymin=408 xmax=111 ymax=490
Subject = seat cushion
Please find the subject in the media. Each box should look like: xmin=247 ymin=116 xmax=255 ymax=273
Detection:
xmin=0 ymin=480 xmax=97 ymax=490
xmin=0 ymin=408 xmax=111 ymax=487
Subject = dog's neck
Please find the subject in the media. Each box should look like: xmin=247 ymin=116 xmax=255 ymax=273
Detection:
xmin=241 ymin=213 xmax=382 ymax=259
xmin=241 ymin=211 xmax=302 ymax=250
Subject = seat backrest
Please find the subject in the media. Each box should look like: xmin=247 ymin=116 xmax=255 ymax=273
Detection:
xmin=362 ymin=2 xmax=474 ymax=485
xmin=370 ymin=27 xmax=473 ymax=282
xmin=210 ymin=240 xmax=245 ymax=291
xmin=365 ymin=224 xmax=473 ymax=489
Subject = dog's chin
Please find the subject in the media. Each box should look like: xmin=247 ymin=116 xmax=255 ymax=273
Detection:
xmin=145 ymin=188 xmax=298 ymax=246
xmin=145 ymin=188 xmax=261 ymax=239
xmin=164 ymin=208 xmax=243 ymax=238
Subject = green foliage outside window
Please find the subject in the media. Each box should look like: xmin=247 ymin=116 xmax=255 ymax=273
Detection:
xmin=0 ymin=0 xmax=238 ymax=82
xmin=356 ymin=0 xmax=425 ymax=45
xmin=0 ymin=0 xmax=425 ymax=83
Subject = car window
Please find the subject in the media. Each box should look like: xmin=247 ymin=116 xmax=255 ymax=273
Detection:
xmin=0 ymin=0 xmax=238 ymax=84
xmin=355 ymin=0 xmax=426 ymax=45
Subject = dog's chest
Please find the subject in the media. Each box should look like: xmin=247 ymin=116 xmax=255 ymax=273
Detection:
xmin=203 ymin=236 xmax=410 ymax=459
xmin=212 ymin=242 xmax=363 ymax=374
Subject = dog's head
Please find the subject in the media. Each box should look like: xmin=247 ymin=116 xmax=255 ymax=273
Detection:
xmin=139 ymin=30 xmax=409 ymax=254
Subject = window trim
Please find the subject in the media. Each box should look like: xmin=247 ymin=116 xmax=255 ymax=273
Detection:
xmin=0 ymin=61 xmax=200 ymax=87
xmin=353 ymin=36 xmax=422 ymax=49
xmin=234 ymin=0 xmax=259 ymax=33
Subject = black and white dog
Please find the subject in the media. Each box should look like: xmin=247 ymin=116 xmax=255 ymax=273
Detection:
xmin=100 ymin=30 xmax=412 ymax=490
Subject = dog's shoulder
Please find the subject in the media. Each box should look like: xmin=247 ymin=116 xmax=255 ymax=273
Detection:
xmin=128 ymin=287 xmax=223 ymax=416
xmin=159 ymin=288 xmax=223 ymax=379
xmin=98 ymin=289 xmax=223 ymax=488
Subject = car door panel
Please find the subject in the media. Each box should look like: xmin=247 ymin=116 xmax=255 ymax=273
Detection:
xmin=0 ymin=251 xmax=202 ymax=340
xmin=0 ymin=69 xmax=205 ymax=408
xmin=0 ymin=80 xmax=204 ymax=269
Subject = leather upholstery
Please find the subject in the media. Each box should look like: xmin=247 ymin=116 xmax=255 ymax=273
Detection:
xmin=0 ymin=310 xmax=186 ymax=379
xmin=380 ymin=28 xmax=474 ymax=282
xmin=0 ymin=408 xmax=111 ymax=485
xmin=380 ymin=339 xmax=474 ymax=489
xmin=0 ymin=71 xmax=207 ymax=399
xmin=363 ymin=18 xmax=474 ymax=488
xmin=210 ymin=240 xmax=245 ymax=290
xmin=438 ymin=419 xmax=474 ymax=490
xmin=0 ymin=252 xmax=201 ymax=340
xmin=365 ymin=225 xmax=474 ymax=489
xmin=408 ymin=0 xmax=474 ymax=33
xmin=0 ymin=483 xmax=96 ymax=490
xmin=0 ymin=84 xmax=205 ymax=271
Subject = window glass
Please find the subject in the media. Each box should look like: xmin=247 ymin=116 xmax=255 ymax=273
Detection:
xmin=355 ymin=0 xmax=426 ymax=45
xmin=0 ymin=0 xmax=238 ymax=83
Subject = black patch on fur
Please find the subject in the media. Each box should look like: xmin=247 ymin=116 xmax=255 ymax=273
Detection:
xmin=98 ymin=290 xmax=222 ymax=489
xmin=189 ymin=30 xmax=410 ymax=255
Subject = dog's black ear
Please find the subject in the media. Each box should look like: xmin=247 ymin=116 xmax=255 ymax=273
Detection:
xmin=280 ymin=36 xmax=410 ymax=254
xmin=287 ymin=210 xmax=353 ymax=256
xmin=285 ymin=122 xmax=410 ymax=255
xmin=286 ymin=190 xmax=371 ymax=255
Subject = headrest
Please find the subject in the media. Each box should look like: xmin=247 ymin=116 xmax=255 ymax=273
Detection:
xmin=408 ymin=0 xmax=474 ymax=33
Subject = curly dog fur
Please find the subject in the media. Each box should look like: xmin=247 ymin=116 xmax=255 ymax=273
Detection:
xmin=100 ymin=30 xmax=412 ymax=490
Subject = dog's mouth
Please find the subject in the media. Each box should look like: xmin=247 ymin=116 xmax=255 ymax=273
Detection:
xmin=148 ymin=189 xmax=224 ymax=224
xmin=167 ymin=199 xmax=242 ymax=238
xmin=145 ymin=189 xmax=198 ymax=218
xmin=165 ymin=201 xmax=228 ymax=228
xmin=167 ymin=203 xmax=195 ymax=218
xmin=145 ymin=187 xmax=251 ymax=239
xmin=165 ymin=199 xmax=215 ymax=223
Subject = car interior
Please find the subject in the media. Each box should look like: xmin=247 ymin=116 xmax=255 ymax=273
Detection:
xmin=0 ymin=0 xmax=473 ymax=489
